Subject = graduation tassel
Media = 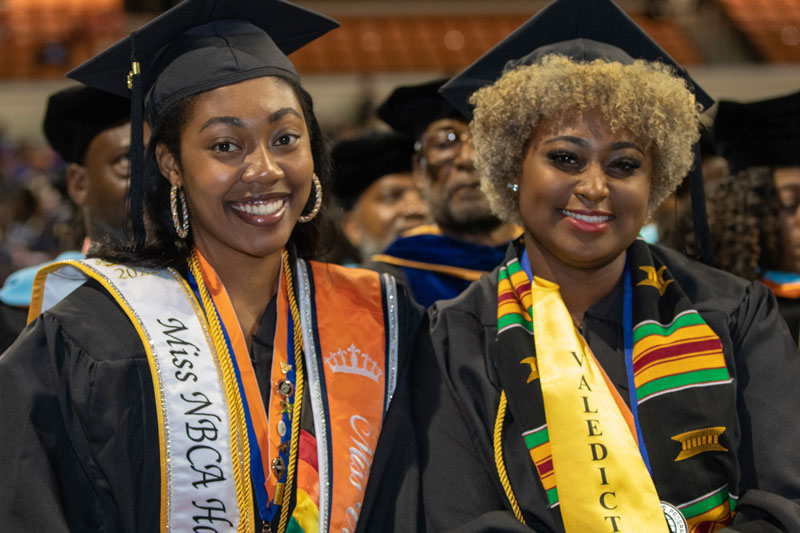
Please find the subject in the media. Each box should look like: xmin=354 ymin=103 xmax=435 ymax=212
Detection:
xmin=689 ymin=142 xmax=715 ymax=265
xmin=127 ymin=30 xmax=146 ymax=251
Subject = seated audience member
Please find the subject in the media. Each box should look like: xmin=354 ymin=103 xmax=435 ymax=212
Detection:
xmin=707 ymin=90 xmax=800 ymax=344
xmin=331 ymin=131 xmax=429 ymax=263
xmin=368 ymin=79 xmax=520 ymax=307
xmin=0 ymin=85 xmax=131 ymax=351
xmin=652 ymin=126 xmax=728 ymax=251
xmin=409 ymin=0 xmax=800 ymax=531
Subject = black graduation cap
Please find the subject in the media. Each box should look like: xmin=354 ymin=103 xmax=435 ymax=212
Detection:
xmin=65 ymin=0 xmax=338 ymax=248
xmin=698 ymin=124 xmax=718 ymax=159
xmin=332 ymin=131 xmax=415 ymax=211
xmin=66 ymin=0 xmax=337 ymax=127
xmin=439 ymin=0 xmax=712 ymax=119
xmin=376 ymin=78 xmax=465 ymax=142
xmin=43 ymin=85 xmax=130 ymax=164
xmin=439 ymin=0 xmax=715 ymax=264
xmin=713 ymin=90 xmax=800 ymax=174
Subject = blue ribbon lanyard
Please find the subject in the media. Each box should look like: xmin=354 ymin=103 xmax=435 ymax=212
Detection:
xmin=519 ymin=249 xmax=534 ymax=284
xmin=623 ymin=259 xmax=653 ymax=475
xmin=187 ymin=268 xmax=283 ymax=522
xmin=520 ymin=249 xmax=653 ymax=474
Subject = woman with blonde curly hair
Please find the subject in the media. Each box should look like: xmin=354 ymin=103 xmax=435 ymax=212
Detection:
xmin=408 ymin=0 xmax=800 ymax=531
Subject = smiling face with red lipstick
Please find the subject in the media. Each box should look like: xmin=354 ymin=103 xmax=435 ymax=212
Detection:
xmin=518 ymin=109 xmax=652 ymax=271
xmin=157 ymin=76 xmax=315 ymax=264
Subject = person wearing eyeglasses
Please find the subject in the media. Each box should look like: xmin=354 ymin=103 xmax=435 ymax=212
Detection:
xmin=705 ymin=90 xmax=800 ymax=345
xmin=366 ymin=79 xmax=520 ymax=307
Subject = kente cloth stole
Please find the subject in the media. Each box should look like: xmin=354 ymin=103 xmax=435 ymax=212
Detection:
xmin=29 ymin=253 xmax=399 ymax=533
xmin=494 ymin=239 xmax=735 ymax=532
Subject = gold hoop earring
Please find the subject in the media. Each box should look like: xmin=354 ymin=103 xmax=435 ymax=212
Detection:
xmin=170 ymin=184 xmax=190 ymax=239
xmin=298 ymin=173 xmax=322 ymax=223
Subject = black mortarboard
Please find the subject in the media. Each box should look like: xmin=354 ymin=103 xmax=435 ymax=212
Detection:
xmin=332 ymin=131 xmax=415 ymax=211
xmin=66 ymin=0 xmax=337 ymax=127
xmin=713 ymin=90 xmax=800 ymax=174
xmin=699 ymin=124 xmax=718 ymax=159
xmin=376 ymin=79 xmax=465 ymax=141
xmin=43 ymin=85 xmax=130 ymax=164
xmin=440 ymin=0 xmax=715 ymax=264
xmin=65 ymin=0 xmax=338 ymax=248
xmin=439 ymin=0 xmax=712 ymax=119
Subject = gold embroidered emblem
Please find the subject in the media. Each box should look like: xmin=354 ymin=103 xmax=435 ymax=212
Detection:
xmin=671 ymin=426 xmax=728 ymax=461
xmin=280 ymin=360 xmax=292 ymax=374
xmin=520 ymin=357 xmax=539 ymax=383
xmin=638 ymin=266 xmax=674 ymax=296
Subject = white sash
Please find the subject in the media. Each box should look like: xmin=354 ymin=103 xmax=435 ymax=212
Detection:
xmin=32 ymin=258 xmax=241 ymax=532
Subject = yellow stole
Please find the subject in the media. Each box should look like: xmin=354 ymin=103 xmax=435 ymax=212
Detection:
xmin=531 ymin=276 xmax=667 ymax=532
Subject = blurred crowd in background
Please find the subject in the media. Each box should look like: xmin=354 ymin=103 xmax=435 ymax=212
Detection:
xmin=0 ymin=131 xmax=72 ymax=284
xmin=0 ymin=102 xmax=378 ymax=285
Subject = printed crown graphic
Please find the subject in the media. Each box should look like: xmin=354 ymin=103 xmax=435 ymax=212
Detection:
xmin=325 ymin=343 xmax=383 ymax=382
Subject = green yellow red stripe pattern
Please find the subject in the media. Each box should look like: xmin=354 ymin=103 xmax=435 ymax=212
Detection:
xmin=496 ymin=242 xmax=736 ymax=529
xmin=522 ymin=425 xmax=558 ymax=507
xmin=497 ymin=259 xmax=533 ymax=334
xmin=677 ymin=484 xmax=736 ymax=532
xmin=499 ymin=258 xmax=559 ymax=505
xmin=632 ymin=310 xmax=730 ymax=404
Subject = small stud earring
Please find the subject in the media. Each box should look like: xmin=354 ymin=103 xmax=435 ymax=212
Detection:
xmin=508 ymin=183 xmax=519 ymax=193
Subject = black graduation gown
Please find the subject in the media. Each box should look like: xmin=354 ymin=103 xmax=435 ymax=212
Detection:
xmin=0 ymin=268 xmax=423 ymax=532
xmin=776 ymin=296 xmax=800 ymax=347
xmin=411 ymin=243 xmax=800 ymax=532
xmin=0 ymin=302 xmax=27 ymax=353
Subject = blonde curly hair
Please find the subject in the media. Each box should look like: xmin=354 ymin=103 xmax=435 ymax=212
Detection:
xmin=469 ymin=54 xmax=701 ymax=226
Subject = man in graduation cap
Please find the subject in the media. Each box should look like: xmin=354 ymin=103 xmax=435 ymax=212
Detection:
xmin=0 ymin=85 xmax=132 ymax=352
xmin=331 ymin=131 xmax=429 ymax=263
xmin=706 ymin=90 xmax=800 ymax=344
xmin=367 ymin=78 xmax=520 ymax=307
xmin=406 ymin=0 xmax=800 ymax=532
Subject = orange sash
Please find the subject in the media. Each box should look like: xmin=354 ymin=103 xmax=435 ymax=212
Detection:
xmin=193 ymin=253 xmax=396 ymax=532
xmin=294 ymin=260 xmax=397 ymax=532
